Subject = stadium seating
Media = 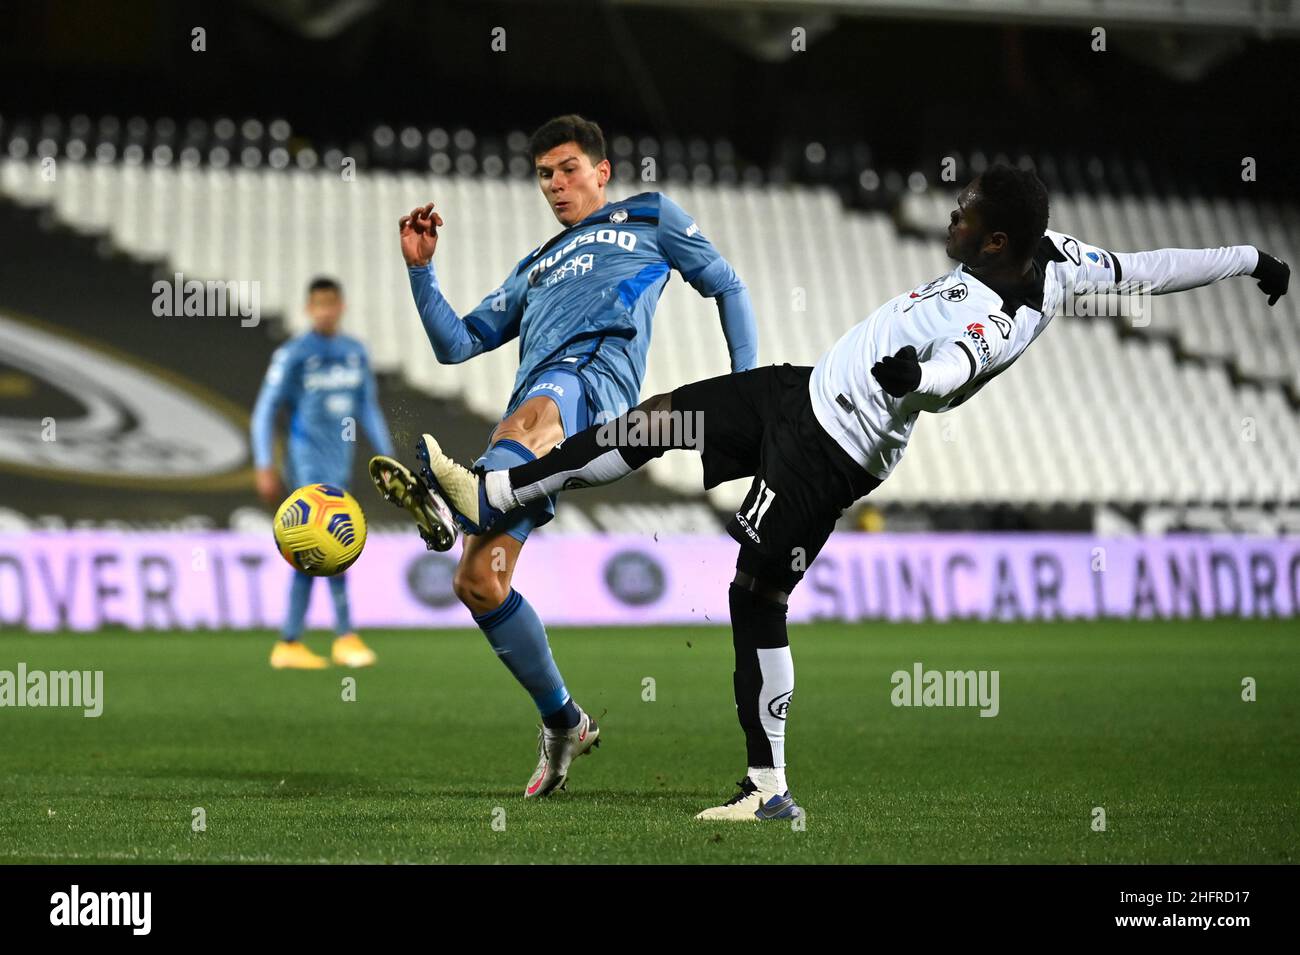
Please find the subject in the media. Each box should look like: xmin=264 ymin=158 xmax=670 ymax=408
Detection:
xmin=2 ymin=121 xmax=1296 ymax=508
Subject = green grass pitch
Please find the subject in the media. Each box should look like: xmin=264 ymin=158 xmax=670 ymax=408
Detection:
xmin=0 ymin=620 xmax=1295 ymax=864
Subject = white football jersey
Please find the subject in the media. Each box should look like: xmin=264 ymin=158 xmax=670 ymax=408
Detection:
xmin=808 ymin=229 xmax=1257 ymax=479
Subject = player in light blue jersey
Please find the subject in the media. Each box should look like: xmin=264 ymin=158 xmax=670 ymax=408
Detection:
xmin=370 ymin=115 xmax=758 ymax=797
xmin=252 ymin=277 xmax=395 ymax=670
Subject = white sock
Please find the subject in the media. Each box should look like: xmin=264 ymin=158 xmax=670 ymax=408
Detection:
xmin=484 ymin=470 xmax=518 ymax=512
xmin=756 ymin=645 xmax=793 ymax=770
xmin=749 ymin=765 xmax=788 ymax=794
xmin=514 ymin=448 xmax=633 ymax=506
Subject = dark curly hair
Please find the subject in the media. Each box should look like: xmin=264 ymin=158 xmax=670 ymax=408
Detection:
xmin=528 ymin=114 xmax=607 ymax=166
xmin=977 ymin=164 xmax=1050 ymax=260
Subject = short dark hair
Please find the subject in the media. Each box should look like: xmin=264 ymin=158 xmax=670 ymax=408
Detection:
xmin=976 ymin=164 xmax=1050 ymax=261
xmin=528 ymin=114 xmax=606 ymax=165
xmin=307 ymin=276 xmax=342 ymax=297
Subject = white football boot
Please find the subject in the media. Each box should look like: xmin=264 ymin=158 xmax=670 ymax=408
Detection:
xmin=524 ymin=707 xmax=601 ymax=798
xmin=694 ymin=776 xmax=803 ymax=821
xmin=414 ymin=434 xmax=502 ymax=535
xmin=368 ymin=455 xmax=458 ymax=551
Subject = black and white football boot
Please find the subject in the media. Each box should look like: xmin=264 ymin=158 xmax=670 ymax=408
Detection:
xmin=368 ymin=454 xmax=459 ymax=552
xmin=694 ymin=776 xmax=803 ymax=821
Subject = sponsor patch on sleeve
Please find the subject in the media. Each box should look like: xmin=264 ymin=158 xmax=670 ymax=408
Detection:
xmin=963 ymin=321 xmax=993 ymax=368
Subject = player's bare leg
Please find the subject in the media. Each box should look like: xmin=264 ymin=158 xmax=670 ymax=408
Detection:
xmin=491 ymin=392 xmax=566 ymax=456
xmin=417 ymin=397 xmax=598 ymax=796
xmin=452 ymin=526 xmax=523 ymax=614
xmin=416 ymin=388 xmax=805 ymax=815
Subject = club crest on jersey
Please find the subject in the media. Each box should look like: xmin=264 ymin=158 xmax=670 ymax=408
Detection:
xmin=941 ymin=284 xmax=968 ymax=302
xmin=609 ymin=208 xmax=628 ymax=223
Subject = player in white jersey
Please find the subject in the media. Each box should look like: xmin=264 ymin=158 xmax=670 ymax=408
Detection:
xmin=809 ymin=182 xmax=1284 ymax=478
xmin=376 ymin=164 xmax=1290 ymax=820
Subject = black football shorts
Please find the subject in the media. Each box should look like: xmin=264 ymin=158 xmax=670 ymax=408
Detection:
xmin=670 ymin=363 xmax=882 ymax=590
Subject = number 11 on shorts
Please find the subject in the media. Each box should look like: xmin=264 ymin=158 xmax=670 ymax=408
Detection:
xmin=744 ymin=479 xmax=777 ymax=529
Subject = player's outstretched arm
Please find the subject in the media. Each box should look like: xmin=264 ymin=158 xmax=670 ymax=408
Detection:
xmin=401 ymin=203 xmax=523 ymax=364
xmin=1252 ymin=252 xmax=1291 ymax=306
xmin=1071 ymin=232 xmax=1290 ymax=305
xmin=1116 ymin=245 xmax=1289 ymax=302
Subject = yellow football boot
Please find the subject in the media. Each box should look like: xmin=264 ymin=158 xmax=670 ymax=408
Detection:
xmin=332 ymin=633 xmax=377 ymax=668
xmin=270 ymin=640 xmax=329 ymax=670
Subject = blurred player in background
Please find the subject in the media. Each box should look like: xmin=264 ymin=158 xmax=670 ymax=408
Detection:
xmin=252 ymin=277 xmax=395 ymax=669
xmin=404 ymin=163 xmax=1290 ymax=819
xmin=370 ymin=114 xmax=758 ymax=797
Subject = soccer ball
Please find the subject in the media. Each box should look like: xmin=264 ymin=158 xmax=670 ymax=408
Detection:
xmin=272 ymin=484 xmax=368 ymax=576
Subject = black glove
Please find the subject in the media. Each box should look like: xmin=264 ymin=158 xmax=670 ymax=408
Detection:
xmin=1253 ymin=250 xmax=1290 ymax=306
xmin=871 ymin=345 xmax=922 ymax=398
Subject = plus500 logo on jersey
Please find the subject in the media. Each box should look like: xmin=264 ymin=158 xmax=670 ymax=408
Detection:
xmin=528 ymin=229 xmax=638 ymax=286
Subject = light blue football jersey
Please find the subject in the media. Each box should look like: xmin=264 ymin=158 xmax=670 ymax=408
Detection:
xmin=409 ymin=191 xmax=757 ymax=424
xmin=250 ymin=331 xmax=394 ymax=487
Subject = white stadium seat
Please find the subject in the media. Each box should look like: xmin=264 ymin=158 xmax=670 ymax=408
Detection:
xmin=2 ymin=155 xmax=1296 ymax=506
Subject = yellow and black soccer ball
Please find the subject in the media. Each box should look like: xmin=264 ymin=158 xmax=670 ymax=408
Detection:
xmin=272 ymin=484 xmax=368 ymax=576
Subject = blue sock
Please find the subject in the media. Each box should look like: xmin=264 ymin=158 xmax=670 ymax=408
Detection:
xmin=474 ymin=589 xmax=579 ymax=728
xmin=283 ymin=571 xmax=314 ymax=641
xmin=328 ymin=575 xmax=352 ymax=635
xmin=475 ymin=437 xmax=536 ymax=472
xmin=543 ymin=697 xmax=582 ymax=730
xmin=472 ymin=439 xmax=577 ymax=727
